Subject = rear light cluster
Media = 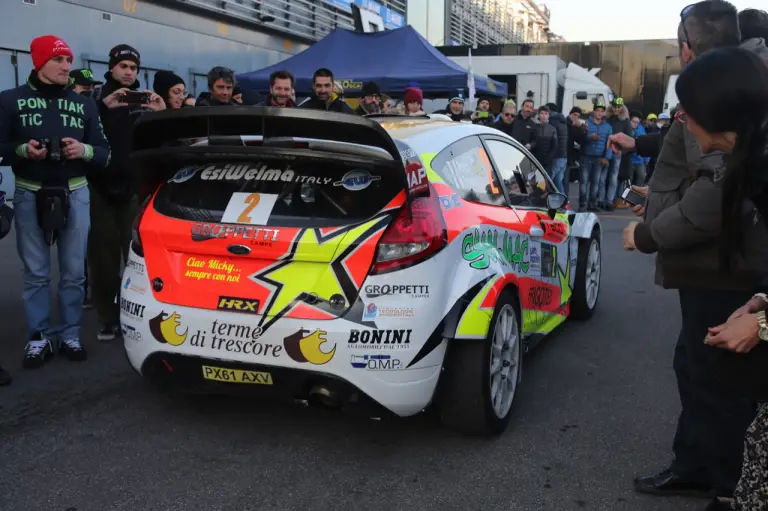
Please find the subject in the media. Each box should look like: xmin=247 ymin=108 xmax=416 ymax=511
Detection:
xmin=371 ymin=184 xmax=448 ymax=275
xmin=130 ymin=196 xmax=152 ymax=257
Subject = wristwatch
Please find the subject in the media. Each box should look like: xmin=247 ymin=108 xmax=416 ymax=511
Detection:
xmin=757 ymin=310 xmax=768 ymax=342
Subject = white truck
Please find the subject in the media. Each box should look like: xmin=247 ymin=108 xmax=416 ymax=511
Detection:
xmin=423 ymin=55 xmax=614 ymax=116
xmin=662 ymin=74 xmax=679 ymax=116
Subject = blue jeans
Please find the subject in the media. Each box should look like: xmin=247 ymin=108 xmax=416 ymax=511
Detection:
xmin=14 ymin=186 xmax=90 ymax=341
xmin=549 ymin=157 xmax=568 ymax=195
xmin=599 ymin=155 xmax=621 ymax=204
xmin=578 ymin=156 xmax=603 ymax=208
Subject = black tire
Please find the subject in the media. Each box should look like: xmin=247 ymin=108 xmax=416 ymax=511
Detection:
xmin=570 ymin=227 xmax=601 ymax=320
xmin=438 ymin=290 xmax=523 ymax=436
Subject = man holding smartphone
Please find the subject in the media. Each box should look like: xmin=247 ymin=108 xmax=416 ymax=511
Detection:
xmin=87 ymin=44 xmax=165 ymax=342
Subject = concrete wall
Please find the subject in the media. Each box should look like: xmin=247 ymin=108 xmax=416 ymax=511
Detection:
xmin=0 ymin=0 xmax=306 ymax=200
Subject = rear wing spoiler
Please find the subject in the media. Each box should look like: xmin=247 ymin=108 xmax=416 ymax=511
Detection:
xmin=129 ymin=106 xmax=419 ymax=208
xmin=131 ymin=106 xmax=402 ymax=161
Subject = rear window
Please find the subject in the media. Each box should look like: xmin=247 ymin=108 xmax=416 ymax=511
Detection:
xmin=154 ymin=158 xmax=403 ymax=228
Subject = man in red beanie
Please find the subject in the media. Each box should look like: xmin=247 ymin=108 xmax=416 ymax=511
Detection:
xmin=0 ymin=35 xmax=110 ymax=372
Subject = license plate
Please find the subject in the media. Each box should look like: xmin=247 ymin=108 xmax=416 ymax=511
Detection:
xmin=201 ymin=365 xmax=273 ymax=385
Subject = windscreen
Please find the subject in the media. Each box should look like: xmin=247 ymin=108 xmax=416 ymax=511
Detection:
xmin=153 ymin=158 xmax=403 ymax=228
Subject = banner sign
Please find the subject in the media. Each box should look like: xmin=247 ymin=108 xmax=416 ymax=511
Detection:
xmin=323 ymin=0 xmax=405 ymax=29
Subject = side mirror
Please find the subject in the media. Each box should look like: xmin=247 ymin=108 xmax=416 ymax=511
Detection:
xmin=575 ymin=91 xmax=588 ymax=100
xmin=546 ymin=192 xmax=568 ymax=218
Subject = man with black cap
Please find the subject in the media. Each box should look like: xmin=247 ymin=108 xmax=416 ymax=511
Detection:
xmin=69 ymin=68 xmax=103 ymax=96
xmin=89 ymin=44 xmax=165 ymax=342
xmin=435 ymin=93 xmax=470 ymax=122
xmin=355 ymin=81 xmax=381 ymax=115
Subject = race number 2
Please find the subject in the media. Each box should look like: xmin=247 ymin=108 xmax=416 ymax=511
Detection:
xmin=221 ymin=192 xmax=279 ymax=225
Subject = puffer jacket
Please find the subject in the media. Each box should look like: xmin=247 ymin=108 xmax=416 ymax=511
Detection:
xmin=548 ymin=111 xmax=568 ymax=159
xmin=532 ymin=122 xmax=558 ymax=168
xmin=634 ymin=37 xmax=768 ymax=291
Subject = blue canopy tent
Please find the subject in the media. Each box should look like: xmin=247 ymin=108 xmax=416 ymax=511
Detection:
xmin=236 ymin=26 xmax=507 ymax=98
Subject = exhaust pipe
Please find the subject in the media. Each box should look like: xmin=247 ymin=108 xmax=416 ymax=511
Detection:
xmin=308 ymin=383 xmax=344 ymax=410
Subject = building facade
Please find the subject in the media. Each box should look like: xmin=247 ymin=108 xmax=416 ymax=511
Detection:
xmin=407 ymin=0 xmax=559 ymax=47
xmin=0 ymin=0 xmax=405 ymax=197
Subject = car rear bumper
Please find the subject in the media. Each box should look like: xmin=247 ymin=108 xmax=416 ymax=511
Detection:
xmin=122 ymin=297 xmax=444 ymax=417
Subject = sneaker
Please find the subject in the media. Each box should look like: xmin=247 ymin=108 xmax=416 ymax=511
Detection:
xmin=0 ymin=366 xmax=11 ymax=386
xmin=23 ymin=336 xmax=54 ymax=369
xmin=97 ymin=323 xmax=122 ymax=342
xmin=59 ymin=338 xmax=88 ymax=361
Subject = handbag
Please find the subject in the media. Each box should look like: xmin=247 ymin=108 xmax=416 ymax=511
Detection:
xmin=35 ymin=186 xmax=69 ymax=246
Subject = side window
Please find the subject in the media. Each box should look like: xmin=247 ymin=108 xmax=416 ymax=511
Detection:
xmin=431 ymin=136 xmax=506 ymax=207
xmin=484 ymin=139 xmax=551 ymax=208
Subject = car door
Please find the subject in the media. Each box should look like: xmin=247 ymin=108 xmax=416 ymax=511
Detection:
xmin=481 ymin=135 xmax=574 ymax=335
xmin=428 ymin=134 xmax=524 ymax=235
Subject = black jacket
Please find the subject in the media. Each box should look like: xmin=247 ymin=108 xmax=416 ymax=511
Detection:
xmin=299 ymin=96 xmax=355 ymax=114
xmin=0 ymin=72 xmax=110 ymax=190
xmin=532 ymin=122 xmax=558 ymax=168
xmin=567 ymin=119 xmax=587 ymax=165
xmin=548 ymin=111 xmax=568 ymax=159
xmin=510 ymin=114 xmax=537 ymax=147
xmin=89 ymin=73 xmax=151 ymax=200
xmin=494 ymin=119 xmax=515 ymax=137
xmin=195 ymin=92 xmax=236 ymax=107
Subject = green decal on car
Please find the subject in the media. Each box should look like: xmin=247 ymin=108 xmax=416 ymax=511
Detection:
xmin=461 ymin=228 xmax=529 ymax=273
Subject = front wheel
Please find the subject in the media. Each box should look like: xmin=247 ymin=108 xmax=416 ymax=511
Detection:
xmin=570 ymin=228 xmax=601 ymax=320
xmin=438 ymin=291 xmax=523 ymax=436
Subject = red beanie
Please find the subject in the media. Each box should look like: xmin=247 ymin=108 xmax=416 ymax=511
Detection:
xmin=30 ymin=35 xmax=73 ymax=71
xmin=404 ymin=87 xmax=423 ymax=106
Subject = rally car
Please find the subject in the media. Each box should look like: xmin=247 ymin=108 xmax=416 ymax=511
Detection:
xmin=122 ymin=107 xmax=601 ymax=435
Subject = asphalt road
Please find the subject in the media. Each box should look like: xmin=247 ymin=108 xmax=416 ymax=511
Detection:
xmin=0 ymin=209 xmax=703 ymax=511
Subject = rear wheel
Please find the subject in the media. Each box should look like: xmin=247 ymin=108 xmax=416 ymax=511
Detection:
xmin=570 ymin=228 xmax=601 ymax=320
xmin=438 ymin=291 xmax=522 ymax=435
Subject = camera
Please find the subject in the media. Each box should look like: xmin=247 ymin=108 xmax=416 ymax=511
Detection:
xmin=37 ymin=138 xmax=64 ymax=162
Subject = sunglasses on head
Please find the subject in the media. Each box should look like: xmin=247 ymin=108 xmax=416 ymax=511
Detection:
xmin=680 ymin=1 xmax=734 ymax=53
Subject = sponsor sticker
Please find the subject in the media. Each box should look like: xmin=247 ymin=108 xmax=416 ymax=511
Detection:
xmin=363 ymin=284 xmax=429 ymax=299
xmin=362 ymin=303 xmax=415 ymax=321
xmin=120 ymin=297 xmax=145 ymax=319
xmin=333 ymin=170 xmax=381 ymax=191
xmin=406 ymin=161 xmax=428 ymax=194
xmin=122 ymin=324 xmax=142 ymax=342
xmin=350 ymin=354 xmax=402 ymax=370
xmin=347 ymin=329 xmax=412 ymax=349
xmin=220 ymin=192 xmax=278 ymax=226
xmin=122 ymin=276 xmax=147 ymax=295
xmin=439 ymin=194 xmax=461 ymax=210
xmin=149 ymin=313 xmax=281 ymax=358
xmin=184 ymin=257 xmax=242 ymax=283
xmin=217 ymin=296 xmax=260 ymax=314
xmin=127 ymin=259 xmax=145 ymax=275
xmin=191 ymin=223 xmax=280 ymax=243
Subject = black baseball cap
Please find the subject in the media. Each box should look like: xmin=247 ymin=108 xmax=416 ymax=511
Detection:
xmin=70 ymin=68 xmax=103 ymax=86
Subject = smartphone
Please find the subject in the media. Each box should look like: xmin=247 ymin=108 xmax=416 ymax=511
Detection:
xmin=124 ymin=91 xmax=150 ymax=105
xmin=622 ymin=187 xmax=646 ymax=206
xmin=477 ymin=111 xmax=489 ymax=118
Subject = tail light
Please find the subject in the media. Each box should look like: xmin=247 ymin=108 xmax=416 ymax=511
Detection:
xmin=130 ymin=196 xmax=152 ymax=258
xmin=371 ymin=184 xmax=448 ymax=275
